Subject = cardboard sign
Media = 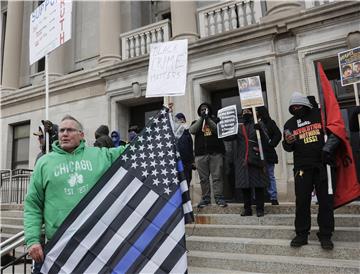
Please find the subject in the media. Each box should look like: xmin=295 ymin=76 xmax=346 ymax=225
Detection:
xmin=237 ymin=76 xmax=264 ymax=109
xmin=146 ymin=40 xmax=188 ymax=98
xmin=29 ymin=0 xmax=72 ymax=65
xmin=338 ymin=46 xmax=360 ymax=87
xmin=217 ymin=105 xmax=238 ymax=138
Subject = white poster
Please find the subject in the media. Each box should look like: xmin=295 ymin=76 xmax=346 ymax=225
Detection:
xmin=29 ymin=0 xmax=72 ymax=65
xmin=237 ymin=76 xmax=264 ymax=109
xmin=217 ymin=105 xmax=238 ymax=138
xmin=146 ymin=40 xmax=188 ymax=98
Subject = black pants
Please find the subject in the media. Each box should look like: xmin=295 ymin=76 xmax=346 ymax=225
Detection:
xmin=183 ymin=162 xmax=193 ymax=188
xmin=294 ymin=167 xmax=334 ymax=238
xmin=242 ymin=187 xmax=264 ymax=212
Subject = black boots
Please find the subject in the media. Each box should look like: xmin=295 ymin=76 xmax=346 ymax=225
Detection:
xmin=290 ymin=234 xmax=308 ymax=247
xmin=317 ymin=232 xmax=334 ymax=250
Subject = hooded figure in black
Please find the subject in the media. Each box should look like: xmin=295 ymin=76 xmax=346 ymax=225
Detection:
xmin=224 ymin=108 xmax=268 ymax=217
xmin=256 ymin=106 xmax=282 ymax=205
xmin=189 ymin=102 xmax=227 ymax=208
xmin=282 ymin=92 xmax=340 ymax=250
xmin=94 ymin=125 xmax=114 ymax=148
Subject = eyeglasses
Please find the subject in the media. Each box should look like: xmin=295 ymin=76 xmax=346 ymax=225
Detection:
xmin=59 ymin=128 xmax=80 ymax=134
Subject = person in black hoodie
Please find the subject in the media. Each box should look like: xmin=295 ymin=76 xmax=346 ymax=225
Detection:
xmin=283 ymin=92 xmax=340 ymax=250
xmin=256 ymin=106 xmax=282 ymax=205
xmin=190 ymin=103 xmax=227 ymax=208
xmin=94 ymin=125 xmax=114 ymax=148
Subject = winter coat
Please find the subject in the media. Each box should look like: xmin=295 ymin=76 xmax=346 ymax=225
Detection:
xmin=190 ymin=102 xmax=225 ymax=156
xmin=224 ymin=119 xmax=268 ymax=189
xmin=177 ymin=129 xmax=194 ymax=164
xmin=24 ymin=140 xmax=126 ymax=247
xmin=94 ymin=125 xmax=114 ymax=148
xmin=256 ymin=107 xmax=282 ymax=164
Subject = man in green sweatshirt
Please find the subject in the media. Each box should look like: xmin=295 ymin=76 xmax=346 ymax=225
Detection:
xmin=24 ymin=115 xmax=127 ymax=270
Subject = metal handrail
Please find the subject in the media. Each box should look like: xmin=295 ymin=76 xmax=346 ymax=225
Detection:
xmin=0 ymin=236 xmax=25 ymax=256
xmin=0 ymin=231 xmax=24 ymax=250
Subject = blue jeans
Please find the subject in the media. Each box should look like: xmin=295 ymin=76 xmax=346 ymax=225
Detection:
xmin=266 ymin=163 xmax=278 ymax=200
xmin=32 ymin=260 xmax=43 ymax=274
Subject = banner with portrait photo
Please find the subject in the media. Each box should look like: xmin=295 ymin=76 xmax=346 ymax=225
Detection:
xmin=237 ymin=76 xmax=264 ymax=109
xmin=338 ymin=46 xmax=360 ymax=87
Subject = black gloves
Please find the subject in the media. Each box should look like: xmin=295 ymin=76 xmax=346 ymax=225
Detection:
xmin=322 ymin=134 xmax=341 ymax=166
xmin=201 ymin=112 xmax=208 ymax=119
xmin=42 ymin=120 xmax=53 ymax=133
xmin=254 ymin=123 xmax=261 ymax=130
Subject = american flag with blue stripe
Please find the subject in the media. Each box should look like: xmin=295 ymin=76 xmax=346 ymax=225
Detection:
xmin=41 ymin=107 xmax=194 ymax=274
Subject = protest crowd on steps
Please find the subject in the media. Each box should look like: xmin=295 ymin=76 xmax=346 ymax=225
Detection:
xmin=25 ymin=85 xmax=359 ymax=273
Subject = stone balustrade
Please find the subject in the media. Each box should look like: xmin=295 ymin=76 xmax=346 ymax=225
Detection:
xmin=197 ymin=0 xmax=263 ymax=38
xmin=305 ymin=0 xmax=336 ymax=9
xmin=120 ymin=19 xmax=171 ymax=60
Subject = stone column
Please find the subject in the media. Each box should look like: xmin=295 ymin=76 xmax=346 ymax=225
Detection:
xmin=98 ymin=1 xmax=121 ymax=63
xmin=262 ymin=1 xmax=302 ymax=22
xmin=2 ymin=1 xmax=24 ymax=91
xmin=170 ymin=1 xmax=199 ymax=42
xmin=48 ymin=47 xmax=65 ymax=78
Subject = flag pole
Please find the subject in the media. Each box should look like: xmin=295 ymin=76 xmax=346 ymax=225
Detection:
xmin=45 ymin=54 xmax=50 ymax=154
xmin=353 ymin=83 xmax=360 ymax=132
xmin=316 ymin=62 xmax=333 ymax=195
xmin=252 ymin=106 xmax=264 ymax=161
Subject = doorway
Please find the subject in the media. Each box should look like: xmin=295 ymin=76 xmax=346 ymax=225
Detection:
xmin=209 ymin=73 xmax=268 ymax=202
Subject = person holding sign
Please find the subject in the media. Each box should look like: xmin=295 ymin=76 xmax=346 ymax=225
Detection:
xmin=189 ymin=103 xmax=227 ymax=208
xmin=256 ymin=106 xmax=282 ymax=205
xmin=282 ymin=92 xmax=339 ymax=250
xmin=224 ymin=108 xmax=268 ymax=217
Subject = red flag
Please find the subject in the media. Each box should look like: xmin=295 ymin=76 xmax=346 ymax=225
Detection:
xmin=317 ymin=62 xmax=360 ymax=208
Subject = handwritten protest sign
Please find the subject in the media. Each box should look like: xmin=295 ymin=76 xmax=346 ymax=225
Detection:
xmin=30 ymin=0 xmax=72 ymax=65
xmin=237 ymin=76 xmax=264 ymax=109
xmin=146 ymin=39 xmax=188 ymax=98
xmin=338 ymin=46 xmax=360 ymax=86
xmin=217 ymin=105 xmax=238 ymax=138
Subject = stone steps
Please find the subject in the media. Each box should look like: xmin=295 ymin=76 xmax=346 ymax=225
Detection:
xmin=1 ymin=210 xmax=23 ymax=218
xmin=186 ymin=236 xmax=360 ymax=260
xmin=1 ymin=224 xmax=24 ymax=235
xmin=189 ymin=266 xmax=264 ymax=274
xmin=186 ymin=224 xmax=359 ymax=242
xmin=188 ymin=250 xmax=360 ymax=274
xmin=194 ymin=213 xmax=360 ymax=227
xmin=193 ymin=202 xmax=360 ymax=215
xmin=187 ymin=202 xmax=360 ymax=273
xmin=1 ymin=217 xmax=24 ymax=226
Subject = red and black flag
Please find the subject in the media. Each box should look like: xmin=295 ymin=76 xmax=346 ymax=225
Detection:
xmin=317 ymin=62 xmax=360 ymax=208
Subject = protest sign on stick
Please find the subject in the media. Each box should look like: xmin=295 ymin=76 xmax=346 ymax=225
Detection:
xmin=217 ymin=105 xmax=238 ymax=138
xmin=146 ymin=40 xmax=188 ymax=98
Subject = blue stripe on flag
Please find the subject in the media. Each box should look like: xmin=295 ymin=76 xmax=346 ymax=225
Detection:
xmin=177 ymin=159 xmax=184 ymax=172
xmin=112 ymin=188 xmax=182 ymax=274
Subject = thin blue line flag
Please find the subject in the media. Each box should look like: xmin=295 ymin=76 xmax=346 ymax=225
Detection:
xmin=41 ymin=107 xmax=194 ymax=274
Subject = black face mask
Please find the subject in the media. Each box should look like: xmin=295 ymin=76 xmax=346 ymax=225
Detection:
xmin=242 ymin=113 xmax=252 ymax=122
xmin=292 ymin=107 xmax=309 ymax=118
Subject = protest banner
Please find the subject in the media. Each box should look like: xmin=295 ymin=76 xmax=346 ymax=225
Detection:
xmin=338 ymin=47 xmax=360 ymax=132
xmin=237 ymin=76 xmax=264 ymax=109
xmin=237 ymin=75 xmax=265 ymax=160
xmin=217 ymin=105 xmax=238 ymax=138
xmin=29 ymin=0 xmax=72 ymax=65
xmin=338 ymin=46 xmax=360 ymax=87
xmin=146 ymin=39 xmax=188 ymax=98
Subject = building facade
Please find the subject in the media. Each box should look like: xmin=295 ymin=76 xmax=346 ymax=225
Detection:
xmin=1 ymin=0 xmax=359 ymax=202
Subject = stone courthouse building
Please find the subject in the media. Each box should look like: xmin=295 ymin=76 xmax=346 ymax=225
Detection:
xmin=1 ymin=0 xmax=359 ymax=202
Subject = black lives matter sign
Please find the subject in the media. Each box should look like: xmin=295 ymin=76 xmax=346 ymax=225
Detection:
xmin=217 ymin=105 xmax=238 ymax=138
